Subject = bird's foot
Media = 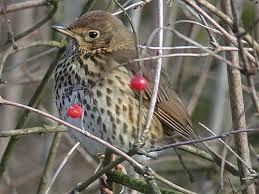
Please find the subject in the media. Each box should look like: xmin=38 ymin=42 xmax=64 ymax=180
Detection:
xmin=99 ymin=174 xmax=113 ymax=194
xmin=96 ymin=153 xmax=127 ymax=194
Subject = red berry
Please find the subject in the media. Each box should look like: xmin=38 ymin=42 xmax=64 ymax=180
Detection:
xmin=67 ymin=104 xmax=82 ymax=118
xmin=130 ymin=75 xmax=148 ymax=91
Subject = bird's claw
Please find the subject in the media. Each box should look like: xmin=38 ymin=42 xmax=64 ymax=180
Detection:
xmin=99 ymin=174 xmax=113 ymax=194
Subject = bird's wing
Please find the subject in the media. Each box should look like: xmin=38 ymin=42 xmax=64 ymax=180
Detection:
xmin=143 ymin=77 xmax=199 ymax=141
xmin=110 ymin=47 xmax=197 ymax=140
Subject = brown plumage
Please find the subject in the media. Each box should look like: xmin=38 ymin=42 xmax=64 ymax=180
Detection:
xmin=52 ymin=10 xmax=238 ymax=175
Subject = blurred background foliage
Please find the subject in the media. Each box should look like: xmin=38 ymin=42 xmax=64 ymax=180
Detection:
xmin=0 ymin=0 xmax=258 ymax=193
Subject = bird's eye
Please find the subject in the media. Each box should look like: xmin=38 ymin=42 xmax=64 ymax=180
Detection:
xmin=88 ymin=30 xmax=100 ymax=39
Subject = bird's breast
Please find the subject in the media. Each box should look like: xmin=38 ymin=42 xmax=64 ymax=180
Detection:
xmin=54 ymin=52 xmax=163 ymax=156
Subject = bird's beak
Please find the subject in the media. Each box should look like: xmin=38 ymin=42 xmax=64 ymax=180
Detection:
xmin=51 ymin=25 xmax=75 ymax=38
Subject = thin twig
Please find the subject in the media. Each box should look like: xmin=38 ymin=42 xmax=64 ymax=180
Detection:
xmin=45 ymin=142 xmax=80 ymax=194
xmin=0 ymin=47 xmax=65 ymax=177
xmin=142 ymin=0 xmax=163 ymax=140
xmin=0 ymin=0 xmax=59 ymax=47
xmin=36 ymin=132 xmax=62 ymax=194
xmin=11 ymin=48 xmax=58 ymax=72
xmin=200 ymin=124 xmax=255 ymax=175
xmin=187 ymin=57 xmax=212 ymax=114
xmin=131 ymin=27 xmax=241 ymax=69
xmin=0 ymin=125 xmax=66 ymax=137
xmin=139 ymin=45 xmax=253 ymax=52
xmin=0 ymin=0 xmax=48 ymax=14
xmin=153 ymin=171 xmax=197 ymax=194
xmin=193 ymin=0 xmax=259 ymax=56
xmin=0 ymin=40 xmax=65 ymax=80
xmin=112 ymin=0 xmax=146 ymax=15
xmin=0 ymin=0 xmax=17 ymax=48
xmin=182 ymin=0 xmax=257 ymax=65
xmin=0 ymin=97 xmax=144 ymax=173
xmin=66 ymin=155 xmax=128 ymax=193
xmin=148 ymin=127 xmax=259 ymax=152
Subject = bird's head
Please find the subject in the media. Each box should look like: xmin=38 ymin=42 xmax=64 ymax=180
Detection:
xmin=51 ymin=10 xmax=135 ymax=53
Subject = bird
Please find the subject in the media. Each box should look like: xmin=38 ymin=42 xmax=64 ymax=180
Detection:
xmin=52 ymin=10 xmax=238 ymax=175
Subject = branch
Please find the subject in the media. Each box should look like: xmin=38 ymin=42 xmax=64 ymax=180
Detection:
xmin=0 ymin=0 xmax=48 ymax=14
xmin=142 ymin=0 xmax=164 ymax=140
xmin=0 ymin=0 xmax=60 ymax=47
xmin=36 ymin=132 xmax=62 ymax=194
xmin=0 ymin=40 xmax=66 ymax=80
xmin=153 ymin=171 xmax=197 ymax=194
xmin=107 ymin=170 xmax=182 ymax=194
xmin=221 ymin=0 xmax=256 ymax=193
xmin=0 ymin=47 xmax=65 ymax=177
xmin=0 ymin=0 xmax=17 ymax=47
xmin=182 ymin=0 xmax=257 ymax=66
xmin=193 ymin=0 xmax=259 ymax=56
xmin=0 ymin=125 xmax=66 ymax=137
xmin=0 ymin=97 xmax=144 ymax=174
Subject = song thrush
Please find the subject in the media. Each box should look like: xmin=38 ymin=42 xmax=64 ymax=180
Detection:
xmin=52 ymin=11 xmax=238 ymax=175
xmin=52 ymin=10 xmax=197 ymax=156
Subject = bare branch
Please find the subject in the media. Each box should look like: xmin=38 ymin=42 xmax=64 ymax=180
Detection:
xmin=0 ymin=0 xmax=48 ymax=14
xmin=0 ymin=125 xmax=66 ymax=137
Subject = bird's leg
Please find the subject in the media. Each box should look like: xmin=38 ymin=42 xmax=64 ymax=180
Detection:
xmin=96 ymin=152 xmax=114 ymax=194
xmin=96 ymin=151 xmax=128 ymax=194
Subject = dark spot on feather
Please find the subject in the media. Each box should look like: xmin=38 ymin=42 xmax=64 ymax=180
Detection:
xmin=112 ymin=135 xmax=116 ymax=140
xmin=82 ymin=80 xmax=87 ymax=87
xmin=102 ymin=124 xmax=107 ymax=133
xmin=106 ymin=95 xmax=112 ymax=107
xmin=119 ymin=135 xmax=125 ymax=145
xmin=123 ymin=123 xmax=128 ymax=133
xmin=99 ymin=130 xmax=104 ymax=139
xmin=131 ymin=127 xmax=137 ymax=138
xmin=123 ymin=105 xmax=127 ymax=111
xmin=107 ymin=79 xmax=113 ymax=84
xmin=110 ymin=115 xmax=115 ymax=122
xmin=96 ymin=90 xmax=102 ymax=97
xmin=116 ymin=105 xmax=120 ymax=115
xmin=93 ymin=99 xmax=98 ymax=105
xmin=128 ymin=105 xmax=134 ymax=123
xmin=129 ymin=142 xmax=133 ymax=149
xmin=77 ymin=92 xmax=81 ymax=101
xmin=118 ymin=98 xmax=122 ymax=103
xmin=150 ymin=139 xmax=155 ymax=145
xmin=107 ymin=110 xmax=112 ymax=116
xmin=116 ymin=117 xmax=121 ymax=124
xmin=84 ymin=52 xmax=90 ymax=60
xmin=106 ymin=87 xmax=112 ymax=94
xmin=88 ymin=79 xmax=94 ymax=86
xmin=93 ymin=106 xmax=98 ymax=112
